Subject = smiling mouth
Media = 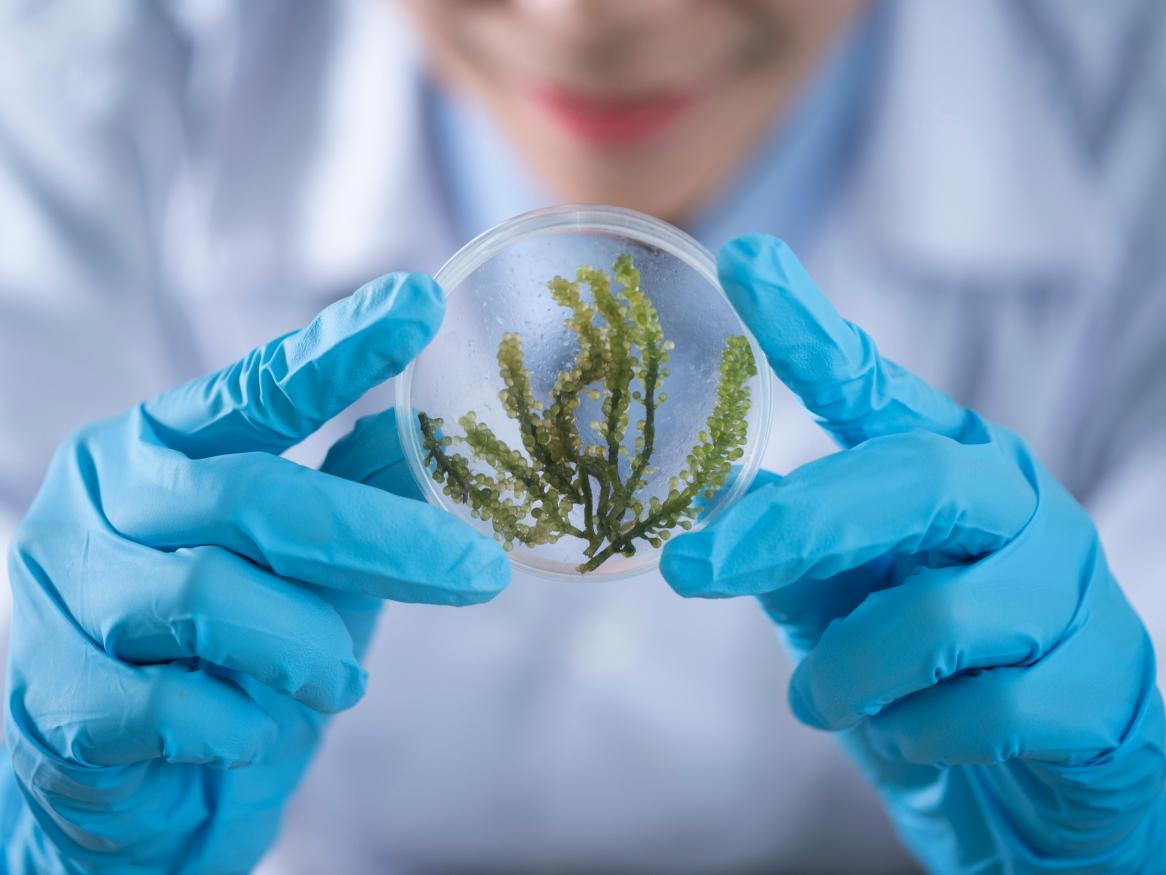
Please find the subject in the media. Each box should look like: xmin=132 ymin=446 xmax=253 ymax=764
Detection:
xmin=528 ymin=85 xmax=702 ymax=145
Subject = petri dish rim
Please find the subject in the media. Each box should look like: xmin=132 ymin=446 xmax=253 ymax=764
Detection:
xmin=395 ymin=203 xmax=773 ymax=581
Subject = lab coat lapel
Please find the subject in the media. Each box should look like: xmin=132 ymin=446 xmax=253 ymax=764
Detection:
xmin=288 ymin=0 xmax=456 ymax=289
xmin=181 ymin=0 xmax=454 ymax=336
xmin=755 ymin=2 xmax=1122 ymax=477
xmin=837 ymin=0 xmax=1119 ymax=288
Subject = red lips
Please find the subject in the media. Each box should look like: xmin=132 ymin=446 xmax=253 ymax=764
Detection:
xmin=530 ymin=85 xmax=700 ymax=145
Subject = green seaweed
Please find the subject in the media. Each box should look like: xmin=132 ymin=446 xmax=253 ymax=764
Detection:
xmin=419 ymin=255 xmax=756 ymax=573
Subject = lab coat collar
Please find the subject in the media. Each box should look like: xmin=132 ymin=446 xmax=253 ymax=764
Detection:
xmin=293 ymin=1 xmax=456 ymax=286
xmin=843 ymin=1 xmax=1118 ymax=283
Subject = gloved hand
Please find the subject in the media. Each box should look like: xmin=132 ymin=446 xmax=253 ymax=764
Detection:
xmin=3 ymin=274 xmax=509 ymax=874
xmin=661 ymin=235 xmax=1166 ymax=873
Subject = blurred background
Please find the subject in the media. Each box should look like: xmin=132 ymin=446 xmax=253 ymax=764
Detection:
xmin=1 ymin=1 xmax=1163 ymax=872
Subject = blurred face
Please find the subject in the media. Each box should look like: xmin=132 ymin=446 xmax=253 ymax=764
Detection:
xmin=400 ymin=0 xmax=866 ymax=223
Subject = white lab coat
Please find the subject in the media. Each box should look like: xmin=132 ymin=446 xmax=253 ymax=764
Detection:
xmin=1 ymin=1 xmax=1163 ymax=872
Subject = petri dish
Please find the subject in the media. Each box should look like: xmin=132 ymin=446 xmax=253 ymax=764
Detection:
xmin=396 ymin=204 xmax=772 ymax=581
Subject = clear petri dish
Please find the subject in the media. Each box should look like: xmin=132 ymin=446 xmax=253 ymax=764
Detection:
xmin=396 ymin=204 xmax=772 ymax=581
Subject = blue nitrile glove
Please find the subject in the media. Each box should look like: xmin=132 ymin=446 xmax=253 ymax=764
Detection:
xmin=661 ymin=235 xmax=1166 ymax=873
xmin=2 ymin=273 xmax=509 ymax=875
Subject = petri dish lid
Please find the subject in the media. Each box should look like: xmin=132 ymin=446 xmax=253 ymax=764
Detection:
xmin=396 ymin=204 xmax=771 ymax=581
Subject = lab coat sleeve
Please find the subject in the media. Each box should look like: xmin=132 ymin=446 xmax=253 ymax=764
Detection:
xmin=1077 ymin=0 xmax=1166 ymax=658
xmin=1082 ymin=243 xmax=1166 ymax=685
xmin=0 ymin=0 xmax=200 ymax=728
xmin=1029 ymin=0 xmax=1166 ymax=689
xmin=1068 ymin=94 xmax=1166 ymax=676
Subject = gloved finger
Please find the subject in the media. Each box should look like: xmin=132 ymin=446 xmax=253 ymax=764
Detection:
xmin=8 ymin=538 xmax=278 ymax=769
xmin=865 ymin=575 xmax=1157 ymax=766
xmin=743 ymin=470 xmax=889 ymax=652
xmin=143 ymin=272 xmax=443 ymax=458
xmin=315 ymin=408 xmax=488 ymax=652
xmin=757 ymin=559 xmax=893 ymax=654
xmin=101 ymin=425 xmax=509 ymax=605
xmin=97 ymin=664 xmax=277 ymax=768
xmin=10 ymin=653 xmax=277 ymax=769
xmin=717 ymin=234 xmax=975 ymax=448
xmin=787 ymin=562 xmax=1078 ymax=732
xmin=74 ymin=539 xmax=367 ymax=714
xmin=745 ymin=470 xmax=876 ymax=648
xmin=865 ymin=644 xmax=1156 ymax=767
xmin=321 ymin=408 xmax=421 ymax=498
xmin=660 ymin=430 xmax=1035 ymax=598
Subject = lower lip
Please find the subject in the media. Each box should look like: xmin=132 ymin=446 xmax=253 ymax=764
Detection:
xmin=529 ymin=86 xmax=700 ymax=145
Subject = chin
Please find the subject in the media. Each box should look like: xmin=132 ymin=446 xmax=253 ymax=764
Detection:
xmin=512 ymin=111 xmax=706 ymax=221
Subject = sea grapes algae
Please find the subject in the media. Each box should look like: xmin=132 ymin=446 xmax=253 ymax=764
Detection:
xmin=419 ymin=255 xmax=756 ymax=573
